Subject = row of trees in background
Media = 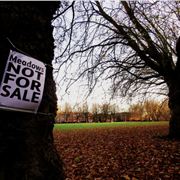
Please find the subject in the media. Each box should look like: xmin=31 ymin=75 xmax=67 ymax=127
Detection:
xmin=56 ymin=99 xmax=170 ymax=123
xmin=129 ymin=99 xmax=170 ymax=121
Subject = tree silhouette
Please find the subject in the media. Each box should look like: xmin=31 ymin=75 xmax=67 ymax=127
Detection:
xmin=54 ymin=1 xmax=180 ymax=138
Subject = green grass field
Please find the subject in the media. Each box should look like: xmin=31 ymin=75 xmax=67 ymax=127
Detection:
xmin=54 ymin=121 xmax=168 ymax=131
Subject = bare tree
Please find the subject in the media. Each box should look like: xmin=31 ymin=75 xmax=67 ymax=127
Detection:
xmin=63 ymin=102 xmax=72 ymax=122
xmin=54 ymin=1 xmax=180 ymax=138
xmin=91 ymin=103 xmax=100 ymax=122
xmin=129 ymin=103 xmax=144 ymax=121
xmin=82 ymin=102 xmax=89 ymax=122
xmin=109 ymin=104 xmax=119 ymax=122
xmin=144 ymin=100 xmax=161 ymax=121
xmin=100 ymin=103 xmax=110 ymax=122
xmin=158 ymin=99 xmax=171 ymax=121
xmin=129 ymin=99 xmax=170 ymax=121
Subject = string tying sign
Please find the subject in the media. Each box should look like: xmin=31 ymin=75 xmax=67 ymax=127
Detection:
xmin=0 ymin=50 xmax=46 ymax=113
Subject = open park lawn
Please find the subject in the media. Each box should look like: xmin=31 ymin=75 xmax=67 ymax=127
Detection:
xmin=54 ymin=123 xmax=180 ymax=180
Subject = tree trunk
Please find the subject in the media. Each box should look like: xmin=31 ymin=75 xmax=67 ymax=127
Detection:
xmin=164 ymin=37 xmax=180 ymax=139
xmin=168 ymin=80 xmax=180 ymax=139
xmin=0 ymin=2 xmax=64 ymax=180
xmin=168 ymin=37 xmax=180 ymax=139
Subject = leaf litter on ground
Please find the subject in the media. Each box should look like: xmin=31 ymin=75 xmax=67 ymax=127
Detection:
xmin=54 ymin=125 xmax=180 ymax=180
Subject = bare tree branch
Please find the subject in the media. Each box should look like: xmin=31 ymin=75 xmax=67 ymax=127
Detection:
xmin=53 ymin=1 xmax=179 ymax=100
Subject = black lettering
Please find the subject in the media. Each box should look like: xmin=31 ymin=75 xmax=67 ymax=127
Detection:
xmin=35 ymin=65 xmax=42 ymax=72
xmin=22 ymin=60 xmax=26 ymax=66
xmin=22 ymin=67 xmax=34 ymax=77
xmin=16 ymin=77 xmax=30 ymax=88
xmin=27 ymin=61 xmax=32 ymax=67
xmin=22 ymin=90 xmax=30 ymax=101
xmin=17 ymin=58 xmax=21 ymax=64
xmin=31 ymin=80 xmax=41 ymax=91
xmin=0 ymin=85 xmax=11 ymax=97
xmin=35 ymin=71 xmax=43 ymax=80
xmin=9 ymin=54 xmax=17 ymax=63
xmin=31 ymin=92 xmax=40 ymax=103
xmin=10 ymin=88 xmax=21 ymax=100
xmin=7 ymin=62 xmax=21 ymax=74
xmin=4 ymin=73 xmax=16 ymax=84
xmin=31 ymin=64 xmax=35 ymax=69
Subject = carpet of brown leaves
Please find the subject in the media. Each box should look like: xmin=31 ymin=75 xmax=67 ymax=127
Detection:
xmin=54 ymin=125 xmax=180 ymax=180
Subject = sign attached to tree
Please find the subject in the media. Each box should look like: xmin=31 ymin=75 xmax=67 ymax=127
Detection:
xmin=0 ymin=50 xmax=46 ymax=113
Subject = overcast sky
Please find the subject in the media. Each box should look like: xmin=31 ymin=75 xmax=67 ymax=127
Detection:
xmin=52 ymin=0 xmax=169 ymax=110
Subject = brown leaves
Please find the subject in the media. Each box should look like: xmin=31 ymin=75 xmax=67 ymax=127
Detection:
xmin=54 ymin=125 xmax=180 ymax=180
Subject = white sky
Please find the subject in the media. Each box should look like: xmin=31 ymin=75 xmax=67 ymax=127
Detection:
xmin=52 ymin=55 xmax=135 ymax=111
xmin=52 ymin=0 xmax=170 ymax=111
xmin=53 ymin=65 xmax=130 ymax=111
xmin=53 ymin=62 xmax=163 ymax=111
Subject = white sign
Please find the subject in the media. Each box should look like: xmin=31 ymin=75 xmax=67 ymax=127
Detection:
xmin=0 ymin=50 xmax=46 ymax=113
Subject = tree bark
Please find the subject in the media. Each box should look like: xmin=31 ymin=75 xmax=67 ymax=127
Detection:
xmin=168 ymin=81 xmax=180 ymax=139
xmin=0 ymin=2 xmax=64 ymax=180
xmin=168 ymin=37 xmax=180 ymax=139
